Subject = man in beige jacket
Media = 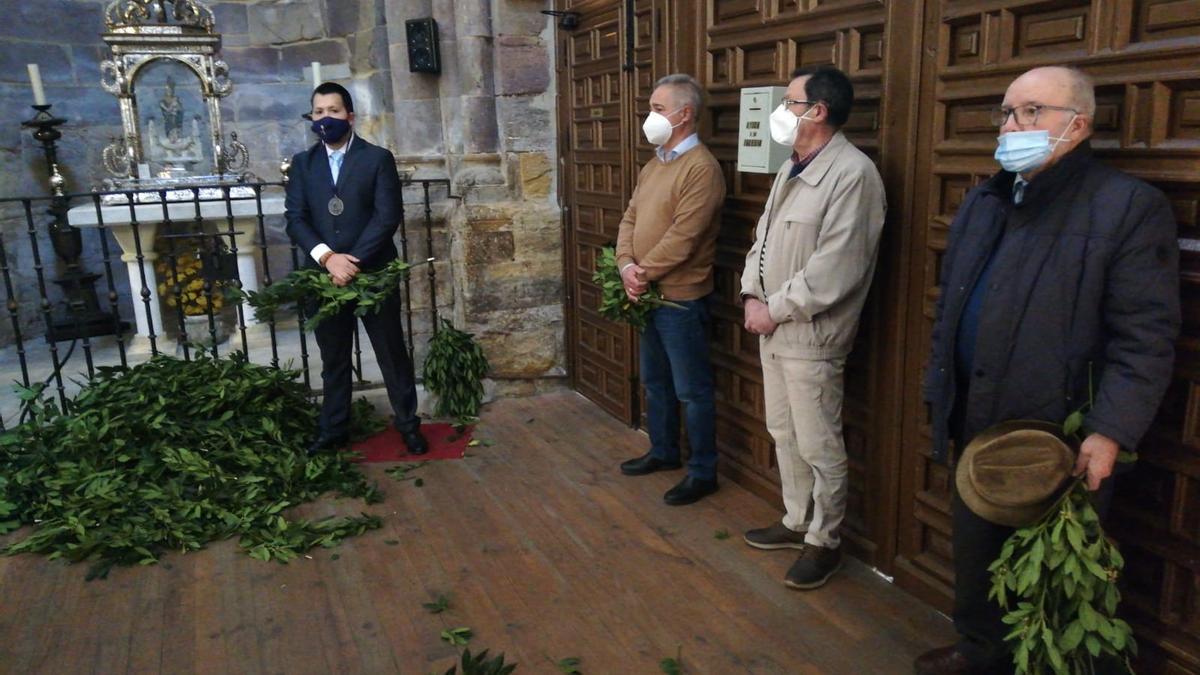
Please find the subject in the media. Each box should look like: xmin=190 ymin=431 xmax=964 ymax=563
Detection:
xmin=740 ymin=65 xmax=886 ymax=589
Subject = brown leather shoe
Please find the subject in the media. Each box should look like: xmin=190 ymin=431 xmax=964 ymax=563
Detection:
xmin=783 ymin=544 xmax=841 ymax=589
xmin=913 ymin=645 xmax=971 ymax=675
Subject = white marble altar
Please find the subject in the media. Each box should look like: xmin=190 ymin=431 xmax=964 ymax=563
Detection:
xmin=67 ymin=194 xmax=285 ymax=337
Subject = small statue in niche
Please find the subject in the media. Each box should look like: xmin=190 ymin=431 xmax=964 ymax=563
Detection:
xmin=144 ymin=74 xmax=204 ymax=177
xmin=159 ymin=76 xmax=184 ymax=142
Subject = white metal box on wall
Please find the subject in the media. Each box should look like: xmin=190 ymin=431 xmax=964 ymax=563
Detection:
xmin=736 ymin=86 xmax=790 ymax=174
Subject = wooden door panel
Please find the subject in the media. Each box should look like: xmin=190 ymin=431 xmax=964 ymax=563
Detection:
xmin=896 ymin=1 xmax=1200 ymax=669
xmin=627 ymin=0 xmax=675 ymax=430
xmin=701 ymin=0 xmax=893 ymax=562
xmin=561 ymin=1 xmax=636 ymax=423
xmin=561 ymin=0 xmax=677 ymax=427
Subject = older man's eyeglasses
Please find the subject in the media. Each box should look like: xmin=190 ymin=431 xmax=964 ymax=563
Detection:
xmin=782 ymin=98 xmax=815 ymax=108
xmin=991 ymin=104 xmax=1078 ymax=127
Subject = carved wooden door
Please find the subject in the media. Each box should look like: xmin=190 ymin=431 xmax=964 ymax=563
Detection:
xmin=559 ymin=0 xmax=680 ymax=426
xmin=699 ymin=0 xmax=912 ymax=566
xmin=558 ymin=0 xmax=638 ymax=423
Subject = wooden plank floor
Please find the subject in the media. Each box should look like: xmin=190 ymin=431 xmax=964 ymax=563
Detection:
xmin=0 ymin=391 xmax=953 ymax=674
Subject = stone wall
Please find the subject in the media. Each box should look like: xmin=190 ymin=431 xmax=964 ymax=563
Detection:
xmin=386 ymin=0 xmax=565 ymax=391
xmin=0 ymin=0 xmax=564 ymax=393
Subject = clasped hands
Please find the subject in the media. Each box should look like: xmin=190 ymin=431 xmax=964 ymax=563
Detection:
xmin=620 ymin=263 xmax=648 ymax=302
xmin=743 ymin=297 xmax=778 ymax=336
xmin=324 ymin=252 xmax=361 ymax=287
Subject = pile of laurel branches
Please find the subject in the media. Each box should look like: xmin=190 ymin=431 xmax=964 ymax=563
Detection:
xmin=0 ymin=353 xmax=382 ymax=579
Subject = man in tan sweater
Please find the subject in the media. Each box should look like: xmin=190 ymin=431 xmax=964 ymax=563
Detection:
xmin=740 ymin=66 xmax=886 ymax=589
xmin=615 ymin=73 xmax=726 ymax=505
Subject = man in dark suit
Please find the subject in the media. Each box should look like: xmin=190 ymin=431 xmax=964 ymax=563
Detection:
xmin=284 ymin=82 xmax=427 ymax=456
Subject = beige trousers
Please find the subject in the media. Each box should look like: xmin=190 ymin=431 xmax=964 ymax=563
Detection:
xmin=760 ymin=354 xmax=848 ymax=549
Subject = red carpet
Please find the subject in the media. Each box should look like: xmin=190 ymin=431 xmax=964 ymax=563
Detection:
xmin=350 ymin=422 xmax=471 ymax=462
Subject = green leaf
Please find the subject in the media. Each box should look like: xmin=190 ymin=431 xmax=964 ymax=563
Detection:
xmin=1066 ymin=521 xmax=1084 ymax=552
xmin=1029 ymin=537 xmax=1045 ymax=569
xmin=422 ymin=593 xmax=450 ymax=614
xmin=1078 ymin=600 xmax=1098 ymax=631
xmin=1062 ymin=410 xmax=1085 ymax=438
xmin=440 ymin=627 xmax=473 ymax=646
xmin=556 ymin=656 xmax=582 ymax=674
xmin=1059 ymin=621 xmax=1085 ymax=653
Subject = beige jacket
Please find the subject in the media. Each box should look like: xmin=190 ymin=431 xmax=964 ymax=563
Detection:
xmin=740 ymin=132 xmax=886 ymax=360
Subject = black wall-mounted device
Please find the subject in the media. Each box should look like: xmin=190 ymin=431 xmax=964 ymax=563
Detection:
xmin=406 ymin=18 xmax=441 ymax=74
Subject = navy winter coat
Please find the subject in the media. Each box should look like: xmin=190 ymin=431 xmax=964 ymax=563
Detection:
xmin=923 ymin=141 xmax=1180 ymax=464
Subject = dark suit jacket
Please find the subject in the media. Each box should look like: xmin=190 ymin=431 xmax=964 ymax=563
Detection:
xmin=284 ymin=135 xmax=402 ymax=271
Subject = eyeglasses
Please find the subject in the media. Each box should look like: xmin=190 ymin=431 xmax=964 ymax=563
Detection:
xmin=991 ymin=104 xmax=1078 ymax=127
xmin=782 ymin=99 xmax=816 ymax=109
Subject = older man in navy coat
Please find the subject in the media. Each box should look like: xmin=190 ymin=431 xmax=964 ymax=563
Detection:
xmin=916 ymin=66 xmax=1179 ymax=674
xmin=285 ymin=82 xmax=426 ymax=455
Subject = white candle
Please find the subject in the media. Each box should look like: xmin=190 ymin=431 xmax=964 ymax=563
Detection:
xmin=311 ymin=61 xmax=321 ymax=88
xmin=27 ymin=64 xmax=46 ymax=106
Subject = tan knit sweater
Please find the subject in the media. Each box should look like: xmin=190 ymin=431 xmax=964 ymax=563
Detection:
xmin=614 ymin=144 xmax=725 ymax=301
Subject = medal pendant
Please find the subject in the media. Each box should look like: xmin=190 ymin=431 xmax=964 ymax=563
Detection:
xmin=328 ymin=197 xmax=344 ymax=216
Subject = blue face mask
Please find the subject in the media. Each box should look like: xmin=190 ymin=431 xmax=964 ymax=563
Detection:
xmin=993 ymin=115 xmax=1076 ymax=173
xmin=311 ymin=116 xmax=351 ymax=144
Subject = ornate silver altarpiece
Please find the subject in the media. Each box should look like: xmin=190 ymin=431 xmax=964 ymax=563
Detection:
xmin=99 ymin=0 xmax=249 ymax=189
xmin=66 ymin=0 xmax=279 ymax=339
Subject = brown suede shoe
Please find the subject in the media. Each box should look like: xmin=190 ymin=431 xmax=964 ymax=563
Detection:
xmin=743 ymin=521 xmax=807 ymax=550
xmin=783 ymin=544 xmax=841 ymax=589
xmin=913 ymin=645 xmax=971 ymax=675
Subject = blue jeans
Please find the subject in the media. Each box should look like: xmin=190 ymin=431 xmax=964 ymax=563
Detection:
xmin=640 ymin=296 xmax=717 ymax=480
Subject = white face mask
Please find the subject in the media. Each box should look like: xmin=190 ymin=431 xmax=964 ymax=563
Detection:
xmin=642 ymin=108 xmax=683 ymax=146
xmin=768 ymin=104 xmax=815 ymax=147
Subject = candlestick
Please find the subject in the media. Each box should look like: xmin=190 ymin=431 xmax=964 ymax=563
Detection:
xmin=21 ymin=103 xmax=119 ymax=341
xmin=27 ymin=63 xmax=47 ymax=106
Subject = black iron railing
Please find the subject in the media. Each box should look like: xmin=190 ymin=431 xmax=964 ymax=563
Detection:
xmin=0 ymin=178 xmax=451 ymax=430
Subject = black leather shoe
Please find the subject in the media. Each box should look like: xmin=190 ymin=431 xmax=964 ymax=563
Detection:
xmin=663 ymin=476 xmax=718 ymax=505
xmin=307 ymin=434 xmax=350 ymax=456
xmin=620 ymin=452 xmax=682 ymax=476
xmin=400 ymin=428 xmax=429 ymax=455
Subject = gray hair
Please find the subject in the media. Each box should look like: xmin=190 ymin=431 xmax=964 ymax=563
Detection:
xmin=1061 ymin=66 xmax=1096 ymax=117
xmin=654 ymin=73 xmax=703 ymax=113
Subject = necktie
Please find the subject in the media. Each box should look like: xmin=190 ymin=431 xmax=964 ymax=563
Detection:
xmin=331 ymin=151 xmax=344 ymax=184
xmin=1013 ymin=178 xmax=1026 ymax=205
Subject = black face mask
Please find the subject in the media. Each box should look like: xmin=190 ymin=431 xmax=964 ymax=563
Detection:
xmin=311 ymin=116 xmax=351 ymax=144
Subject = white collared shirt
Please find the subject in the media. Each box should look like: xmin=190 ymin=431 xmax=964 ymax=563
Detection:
xmin=656 ymin=133 xmax=700 ymax=163
xmin=310 ymin=132 xmax=355 ymax=264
